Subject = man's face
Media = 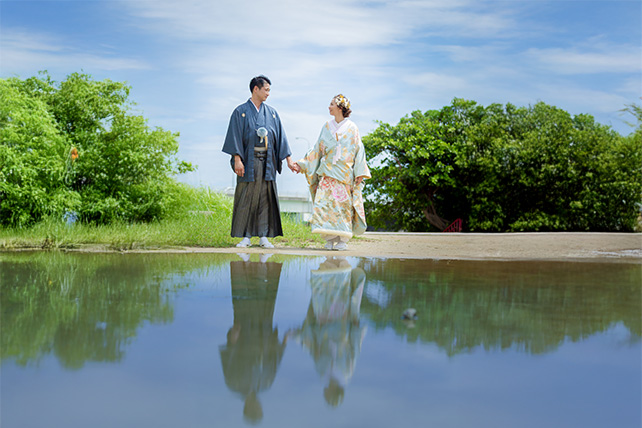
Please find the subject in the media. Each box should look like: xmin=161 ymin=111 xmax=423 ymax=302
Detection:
xmin=254 ymin=83 xmax=270 ymax=102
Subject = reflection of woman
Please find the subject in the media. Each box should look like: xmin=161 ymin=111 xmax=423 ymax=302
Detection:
xmin=295 ymin=95 xmax=371 ymax=250
xmin=289 ymin=257 xmax=367 ymax=407
xmin=219 ymin=258 xmax=286 ymax=424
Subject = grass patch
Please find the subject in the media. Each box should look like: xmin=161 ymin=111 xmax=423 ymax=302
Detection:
xmin=0 ymin=186 xmax=323 ymax=250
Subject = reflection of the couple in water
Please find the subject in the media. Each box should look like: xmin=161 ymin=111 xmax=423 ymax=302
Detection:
xmin=219 ymin=255 xmax=366 ymax=423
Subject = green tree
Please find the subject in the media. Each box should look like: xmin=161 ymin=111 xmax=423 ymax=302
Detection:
xmin=0 ymin=79 xmax=80 ymax=226
xmin=363 ymin=99 xmax=642 ymax=232
xmin=363 ymin=100 xmax=470 ymax=231
xmin=0 ymin=72 xmax=194 ymax=226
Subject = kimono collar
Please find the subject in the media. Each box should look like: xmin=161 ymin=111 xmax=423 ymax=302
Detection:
xmin=248 ymin=98 xmax=262 ymax=113
xmin=329 ymin=118 xmax=350 ymax=135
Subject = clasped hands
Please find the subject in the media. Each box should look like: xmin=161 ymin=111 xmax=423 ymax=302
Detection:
xmin=235 ymin=155 xmax=363 ymax=184
xmin=286 ymin=157 xmax=301 ymax=173
xmin=287 ymin=157 xmax=365 ymax=185
xmin=289 ymin=158 xmax=365 ymax=186
xmin=234 ymin=155 xmax=300 ymax=177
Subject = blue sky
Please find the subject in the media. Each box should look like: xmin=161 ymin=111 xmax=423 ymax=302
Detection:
xmin=2 ymin=0 xmax=640 ymax=196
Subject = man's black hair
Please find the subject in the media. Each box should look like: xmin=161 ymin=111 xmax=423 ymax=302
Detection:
xmin=250 ymin=75 xmax=271 ymax=93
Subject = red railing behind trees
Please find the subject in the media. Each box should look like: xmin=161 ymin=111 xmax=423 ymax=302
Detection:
xmin=443 ymin=218 xmax=462 ymax=232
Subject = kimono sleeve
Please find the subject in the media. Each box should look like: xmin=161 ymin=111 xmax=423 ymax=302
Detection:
xmin=222 ymin=109 xmax=245 ymax=170
xmin=273 ymin=109 xmax=292 ymax=163
xmin=352 ymin=129 xmax=371 ymax=180
xmin=296 ymin=127 xmax=324 ymax=201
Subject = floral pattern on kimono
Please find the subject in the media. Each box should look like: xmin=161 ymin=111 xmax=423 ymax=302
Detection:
xmin=297 ymin=119 xmax=371 ymax=239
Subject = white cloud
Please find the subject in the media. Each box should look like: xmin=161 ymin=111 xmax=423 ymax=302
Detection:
xmin=0 ymin=28 xmax=65 ymax=52
xmin=0 ymin=28 xmax=150 ymax=73
xmin=616 ymin=77 xmax=642 ymax=97
xmin=3 ymin=0 xmax=639 ymax=192
xmin=110 ymin=0 xmax=529 ymax=153
xmin=120 ymin=0 xmax=519 ymax=48
xmin=121 ymin=0 xmax=408 ymax=48
xmin=401 ymin=71 xmax=469 ymax=102
xmin=524 ymin=45 xmax=641 ymax=74
xmin=430 ymin=43 xmax=510 ymax=63
xmin=533 ymin=82 xmax=632 ymax=116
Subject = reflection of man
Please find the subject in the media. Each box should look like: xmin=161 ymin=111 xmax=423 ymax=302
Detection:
xmin=289 ymin=257 xmax=367 ymax=407
xmin=219 ymin=255 xmax=286 ymax=424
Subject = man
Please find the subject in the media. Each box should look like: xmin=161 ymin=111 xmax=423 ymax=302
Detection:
xmin=222 ymin=75 xmax=297 ymax=248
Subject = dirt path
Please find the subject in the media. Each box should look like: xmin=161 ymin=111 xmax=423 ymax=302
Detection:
xmin=174 ymin=232 xmax=641 ymax=263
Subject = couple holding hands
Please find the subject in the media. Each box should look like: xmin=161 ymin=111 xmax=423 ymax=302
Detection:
xmin=222 ymin=75 xmax=370 ymax=251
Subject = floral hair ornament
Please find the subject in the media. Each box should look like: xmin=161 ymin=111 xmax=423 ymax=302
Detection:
xmin=334 ymin=94 xmax=351 ymax=110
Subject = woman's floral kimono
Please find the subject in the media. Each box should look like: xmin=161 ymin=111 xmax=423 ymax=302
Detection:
xmin=297 ymin=119 xmax=371 ymax=239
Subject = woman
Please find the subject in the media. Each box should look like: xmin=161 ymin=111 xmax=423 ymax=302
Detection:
xmin=296 ymin=94 xmax=371 ymax=250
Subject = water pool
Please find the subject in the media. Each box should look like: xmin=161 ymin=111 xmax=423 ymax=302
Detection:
xmin=1 ymin=252 xmax=640 ymax=427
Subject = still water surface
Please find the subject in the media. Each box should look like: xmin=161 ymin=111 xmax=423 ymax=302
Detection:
xmin=1 ymin=252 xmax=640 ymax=428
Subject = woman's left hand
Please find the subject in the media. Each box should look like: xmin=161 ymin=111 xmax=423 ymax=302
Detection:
xmin=355 ymin=176 xmax=366 ymax=186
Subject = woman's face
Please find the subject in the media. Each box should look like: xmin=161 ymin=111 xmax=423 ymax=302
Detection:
xmin=329 ymin=99 xmax=341 ymax=117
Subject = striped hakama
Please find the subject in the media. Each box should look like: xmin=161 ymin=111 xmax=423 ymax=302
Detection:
xmin=230 ymin=151 xmax=283 ymax=238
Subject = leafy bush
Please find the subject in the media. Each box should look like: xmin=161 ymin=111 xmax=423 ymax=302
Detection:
xmin=364 ymin=99 xmax=642 ymax=232
xmin=0 ymin=79 xmax=80 ymax=226
xmin=0 ymin=72 xmax=194 ymax=226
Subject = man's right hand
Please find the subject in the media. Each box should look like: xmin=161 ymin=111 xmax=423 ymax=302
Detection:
xmin=234 ymin=155 xmax=245 ymax=177
xmin=286 ymin=156 xmax=300 ymax=173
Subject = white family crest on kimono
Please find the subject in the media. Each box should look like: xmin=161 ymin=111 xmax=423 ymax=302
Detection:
xmin=297 ymin=118 xmax=371 ymax=239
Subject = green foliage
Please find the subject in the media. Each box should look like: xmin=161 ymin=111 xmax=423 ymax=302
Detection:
xmin=363 ymin=102 xmax=469 ymax=231
xmin=0 ymin=79 xmax=80 ymax=226
xmin=364 ymin=99 xmax=642 ymax=232
xmin=0 ymin=72 xmax=194 ymax=226
xmin=0 ymin=185 xmax=323 ymax=250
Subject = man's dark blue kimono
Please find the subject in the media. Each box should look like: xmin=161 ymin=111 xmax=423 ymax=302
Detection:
xmin=222 ymin=99 xmax=292 ymax=238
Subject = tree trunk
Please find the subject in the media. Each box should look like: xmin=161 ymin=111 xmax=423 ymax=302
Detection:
xmin=422 ymin=205 xmax=449 ymax=231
